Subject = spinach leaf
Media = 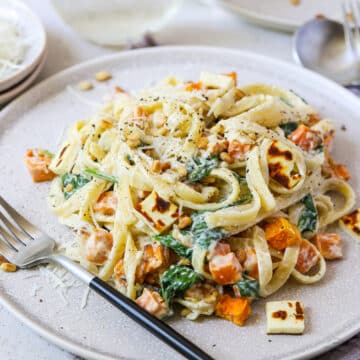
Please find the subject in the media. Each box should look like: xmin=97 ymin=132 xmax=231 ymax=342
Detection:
xmin=232 ymin=173 xmax=253 ymax=205
xmin=85 ymin=168 xmax=118 ymax=183
xmin=279 ymin=122 xmax=299 ymax=137
xmin=187 ymin=156 xmax=218 ymax=183
xmin=316 ymin=145 xmax=324 ymax=153
xmin=154 ymin=234 xmax=193 ymax=260
xmin=61 ymin=173 xmax=90 ymax=199
xmin=298 ymin=194 xmax=318 ymax=234
xmin=232 ymin=193 xmax=253 ymax=206
xmin=160 ymin=265 xmax=199 ymax=304
xmin=189 ymin=212 xmax=227 ymax=249
xmin=237 ymin=275 xmax=259 ymax=298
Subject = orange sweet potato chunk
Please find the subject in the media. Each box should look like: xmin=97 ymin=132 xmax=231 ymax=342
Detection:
xmin=24 ymin=149 xmax=56 ymax=182
xmin=264 ymin=217 xmax=302 ymax=251
xmin=313 ymin=233 xmax=342 ymax=260
xmin=215 ymin=294 xmax=251 ymax=326
xmin=209 ymin=253 xmax=242 ymax=285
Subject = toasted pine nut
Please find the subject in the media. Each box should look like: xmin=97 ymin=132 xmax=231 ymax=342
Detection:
xmin=197 ymin=137 xmax=209 ymax=150
xmin=1 ymin=263 xmax=17 ymax=272
xmin=78 ymin=81 xmax=93 ymax=91
xmin=126 ymin=133 xmax=141 ymax=148
xmin=152 ymin=160 xmax=162 ymax=173
xmin=95 ymin=71 xmax=112 ymax=82
xmin=178 ymin=216 xmax=192 ymax=229
xmin=161 ymin=162 xmax=171 ymax=171
xmin=114 ymin=86 xmax=125 ymax=93
xmin=175 ymin=166 xmax=187 ymax=177
xmin=220 ymin=152 xmax=234 ymax=164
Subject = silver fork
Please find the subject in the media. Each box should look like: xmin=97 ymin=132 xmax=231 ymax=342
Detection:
xmin=0 ymin=195 xmax=212 ymax=360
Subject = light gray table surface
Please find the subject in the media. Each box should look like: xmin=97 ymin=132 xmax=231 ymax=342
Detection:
xmin=0 ymin=1 xmax=359 ymax=359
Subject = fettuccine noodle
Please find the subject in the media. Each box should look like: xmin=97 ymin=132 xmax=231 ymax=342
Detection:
xmin=40 ymin=71 xmax=356 ymax=325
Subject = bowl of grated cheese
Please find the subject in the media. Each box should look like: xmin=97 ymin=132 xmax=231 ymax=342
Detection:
xmin=0 ymin=0 xmax=46 ymax=93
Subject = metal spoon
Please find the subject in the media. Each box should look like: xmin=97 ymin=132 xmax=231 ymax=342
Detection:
xmin=293 ymin=18 xmax=359 ymax=87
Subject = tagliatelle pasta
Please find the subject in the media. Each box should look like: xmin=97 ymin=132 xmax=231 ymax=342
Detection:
xmin=32 ymin=71 xmax=356 ymax=327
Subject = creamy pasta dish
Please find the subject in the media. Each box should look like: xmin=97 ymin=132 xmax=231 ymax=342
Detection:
xmin=25 ymin=72 xmax=357 ymax=327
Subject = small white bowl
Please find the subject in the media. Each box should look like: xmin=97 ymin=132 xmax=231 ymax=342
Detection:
xmin=0 ymin=48 xmax=47 ymax=106
xmin=0 ymin=0 xmax=47 ymax=92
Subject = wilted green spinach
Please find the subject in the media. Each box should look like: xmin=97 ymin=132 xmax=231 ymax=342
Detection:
xmin=161 ymin=265 xmax=199 ymax=304
xmin=61 ymin=173 xmax=90 ymax=199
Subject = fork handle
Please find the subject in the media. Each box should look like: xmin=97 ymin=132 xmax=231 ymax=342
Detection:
xmin=90 ymin=277 xmax=213 ymax=360
xmin=50 ymin=255 xmax=213 ymax=360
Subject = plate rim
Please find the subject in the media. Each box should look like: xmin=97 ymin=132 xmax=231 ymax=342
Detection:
xmin=0 ymin=45 xmax=359 ymax=360
xmin=0 ymin=47 xmax=47 ymax=105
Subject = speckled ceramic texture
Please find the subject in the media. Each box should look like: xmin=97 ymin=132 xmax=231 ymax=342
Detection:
xmin=0 ymin=47 xmax=359 ymax=360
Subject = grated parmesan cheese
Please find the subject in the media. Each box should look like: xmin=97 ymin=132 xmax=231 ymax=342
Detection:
xmin=80 ymin=287 xmax=91 ymax=309
xmin=37 ymin=264 xmax=82 ymax=305
xmin=0 ymin=19 xmax=28 ymax=81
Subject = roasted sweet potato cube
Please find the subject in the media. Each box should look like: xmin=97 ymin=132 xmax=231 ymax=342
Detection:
xmin=136 ymin=288 xmax=169 ymax=318
xmin=215 ymin=294 xmax=251 ymax=326
xmin=264 ymin=217 xmax=302 ymax=250
xmin=24 ymin=149 xmax=56 ymax=182
xmin=93 ymin=191 xmax=118 ymax=216
xmin=85 ymin=228 xmax=113 ymax=265
xmin=296 ymin=240 xmax=319 ymax=273
xmin=209 ymin=252 xmax=242 ymax=285
xmin=288 ymin=124 xmax=322 ymax=151
xmin=313 ymin=233 xmax=342 ymax=260
xmin=136 ymin=243 xmax=169 ymax=283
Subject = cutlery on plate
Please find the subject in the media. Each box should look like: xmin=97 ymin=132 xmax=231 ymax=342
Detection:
xmin=293 ymin=1 xmax=360 ymax=93
xmin=0 ymin=195 xmax=214 ymax=360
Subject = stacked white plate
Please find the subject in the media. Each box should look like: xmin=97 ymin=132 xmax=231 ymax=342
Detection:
xmin=0 ymin=0 xmax=47 ymax=106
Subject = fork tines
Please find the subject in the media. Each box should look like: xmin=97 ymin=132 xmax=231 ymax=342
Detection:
xmin=0 ymin=196 xmax=35 ymax=259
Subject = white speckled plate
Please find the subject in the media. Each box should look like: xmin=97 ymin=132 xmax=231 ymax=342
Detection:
xmin=0 ymin=47 xmax=359 ymax=360
xmin=215 ymin=0 xmax=342 ymax=32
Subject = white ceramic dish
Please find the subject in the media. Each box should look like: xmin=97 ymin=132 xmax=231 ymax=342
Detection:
xmin=0 ymin=49 xmax=47 ymax=106
xmin=0 ymin=47 xmax=359 ymax=360
xmin=215 ymin=0 xmax=343 ymax=32
xmin=0 ymin=0 xmax=47 ymax=92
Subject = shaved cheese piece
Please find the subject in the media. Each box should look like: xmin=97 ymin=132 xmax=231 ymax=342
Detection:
xmin=200 ymin=72 xmax=234 ymax=91
xmin=267 ymin=140 xmax=302 ymax=190
xmin=340 ymin=208 xmax=360 ymax=242
xmin=210 ymin=88 xmax=236 ymax=117
xmin=266 ymin=301 xmax=305 ymax=334
xmin=136 ymin=190 xmax=178 ymax=233
xmin=0 ymin=19 xmax=28 ymax=80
